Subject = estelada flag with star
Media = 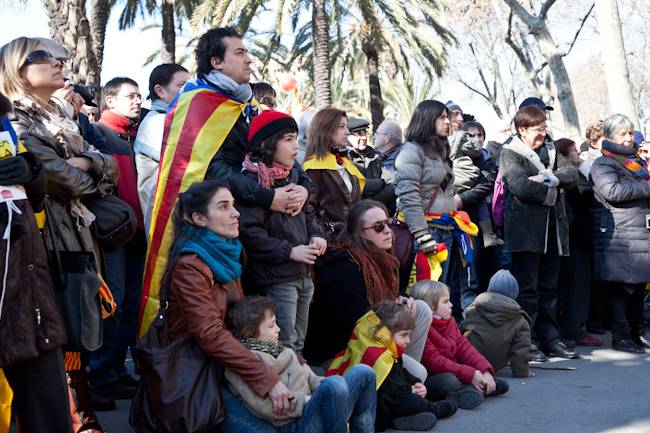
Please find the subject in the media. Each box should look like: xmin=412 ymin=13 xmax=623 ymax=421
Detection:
xmin=137 ymin=79 xmax=255 ymax=337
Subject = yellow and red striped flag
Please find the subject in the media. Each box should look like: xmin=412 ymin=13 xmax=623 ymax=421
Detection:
xmin=138 ymin=79 xmax=254 ymax=336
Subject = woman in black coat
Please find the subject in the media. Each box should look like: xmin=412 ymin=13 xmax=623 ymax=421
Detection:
xmin=590 ymin=114 xmax=650 ymax=354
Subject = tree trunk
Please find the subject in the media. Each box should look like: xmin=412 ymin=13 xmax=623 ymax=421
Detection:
xmin=503 ymin=0 xmax=581 ymax=138
xmin=161 ymin=0 xmax=176 ymax=64
xmin=43 ymin=0 xmax=100 ymax=86
xmin=311 ymin=0 xmax=331 ymax=109
xmin=362 ymin=41 xmax=384 ymax=132
xmin=594 ymin=0 xmax=640 ymax=127
xmin=90 ymin=0 xmax=111 ymax=75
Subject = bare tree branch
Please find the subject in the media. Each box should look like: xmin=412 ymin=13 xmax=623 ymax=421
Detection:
xmin=538 ymin=0 xmax=557 ymax=20
xmin=558 ymin=2 xmax=595 ymax=57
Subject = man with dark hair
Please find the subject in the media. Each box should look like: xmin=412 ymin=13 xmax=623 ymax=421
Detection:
xmin=139 ymin=27 xmax=306 ymax=426
xmin=89 ymin=76 xmax=145 ymax=401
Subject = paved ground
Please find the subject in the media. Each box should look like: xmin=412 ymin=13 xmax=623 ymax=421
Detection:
xmin=95 ymin=333 xmax=650 ymax=433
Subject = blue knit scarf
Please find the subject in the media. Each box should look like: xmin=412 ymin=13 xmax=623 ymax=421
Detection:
xmin=178 ymin=225 xmax=242 ymax=283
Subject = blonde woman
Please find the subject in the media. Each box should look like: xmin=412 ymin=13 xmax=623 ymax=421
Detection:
xmin=0 ymin=37 xmax=118 ymax=432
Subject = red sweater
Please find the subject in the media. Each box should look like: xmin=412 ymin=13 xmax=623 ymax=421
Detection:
xmin=421 ymin=317 xmax=494 ymax=384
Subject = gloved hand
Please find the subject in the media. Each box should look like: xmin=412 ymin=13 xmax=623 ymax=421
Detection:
xmin=0 ymin=155 xmax=32 ymax=186
xmin=416 ymin=234 xmax=438 ymax=255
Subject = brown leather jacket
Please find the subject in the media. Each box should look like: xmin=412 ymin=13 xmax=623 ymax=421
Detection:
xmin=306 ymin=168 xmax=362 ymax=235
xmin=167 ymin=253 xmax=280 ymax=396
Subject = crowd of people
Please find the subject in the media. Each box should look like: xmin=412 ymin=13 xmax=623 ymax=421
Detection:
xmin=0 ymin=24 xmax=649 ymax=433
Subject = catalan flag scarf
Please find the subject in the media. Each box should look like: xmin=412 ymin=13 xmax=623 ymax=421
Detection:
xmin=327 ymin=309 xmax=403 ymax=390
xmin=426 ymin=211 xmax=478 ymax=268
xmin=138 ymin=78 xmax=255 ymax=336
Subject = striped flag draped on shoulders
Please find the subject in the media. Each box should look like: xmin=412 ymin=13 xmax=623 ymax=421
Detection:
xmin=137 ymin=78 xmax=254 ymax=336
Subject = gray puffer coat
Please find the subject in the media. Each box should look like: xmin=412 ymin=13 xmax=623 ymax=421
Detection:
xmin=395 ymin=140 xmax=456 ymax=239
xmin=590 ymin=140 xmax=650 ymax=284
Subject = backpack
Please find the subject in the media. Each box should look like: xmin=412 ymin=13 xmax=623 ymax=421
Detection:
xmin=492 ymin=170 xmax=505 ymax=229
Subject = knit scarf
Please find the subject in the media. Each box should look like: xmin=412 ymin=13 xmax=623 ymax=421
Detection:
xmin=340 ymin=241 xmax=399 ymax=306
xmin=240 ymin=338 xmax=285 ymax=357
xmin=601 ymin=142 xmax=650 ymax=180
xmin=177 ymin=225 xmax=242 ymax=283
xmin=203 ymin=70 xmax=253 ymax=103
xmin=99 ymin=110 xmax=138 ymax=137
xmin=242 ymin=153 xmax=292 ymax=188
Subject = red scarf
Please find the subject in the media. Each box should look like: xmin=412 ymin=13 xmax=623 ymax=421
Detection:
xmin=99 ymin=110 xmax=138 ymax=137
xmin=242 ymin=153 xmax=292 ymax=188
xmin=331 ymin=149 xmax=346 ymax=165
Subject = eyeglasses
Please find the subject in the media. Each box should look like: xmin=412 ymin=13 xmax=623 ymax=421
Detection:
xmin=527 ymin=126 xmax=547 ymax=134
xmin=21 ymin=50 xmax=57 ymax=68
xmin=362 ymin=219 xmax=392 ymax=233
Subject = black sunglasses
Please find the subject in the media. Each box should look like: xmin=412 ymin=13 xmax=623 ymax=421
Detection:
xmin=362 ymin=219 xmax=392 ymax=233
xmin=21 ymin=50 xmax=56 ymax=68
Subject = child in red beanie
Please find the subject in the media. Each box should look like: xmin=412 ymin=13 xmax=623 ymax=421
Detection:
xmin=237 ymin=110 xmax=327 ymax=355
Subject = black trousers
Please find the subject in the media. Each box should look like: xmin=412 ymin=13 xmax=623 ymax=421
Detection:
xmin=389 ymin=393 xmax=430 ymax=419
xmin=3 ymin=348 xmax=72 ymax=433
xmin=609 ymin=282 xmax=645 ymax=342
xmin=558 ymin=246 xmax=592 ymax=340
xmin=511 ymin=250 xmax=561 ymax=348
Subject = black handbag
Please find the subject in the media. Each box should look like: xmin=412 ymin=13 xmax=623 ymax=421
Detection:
xmin=45 ymin=201 xmax=103 ymax=352
xmin=83 ymin=193 xmax=137 ymax=252
xmin=129 ymin=280 xmax=225 ymax=433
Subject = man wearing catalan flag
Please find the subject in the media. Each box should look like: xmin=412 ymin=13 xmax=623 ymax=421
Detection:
xmin=139 ymin=27 xmax=312 ymax=338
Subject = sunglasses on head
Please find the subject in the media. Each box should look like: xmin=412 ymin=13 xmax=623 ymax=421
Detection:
xmin=21 ymin=50 xmax=56 ymax=68
xmin=362 ymin=219 xmax=392 ymax=233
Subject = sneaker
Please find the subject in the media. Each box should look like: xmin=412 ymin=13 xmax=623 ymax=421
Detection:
xmin=428 ymin=399 xmax=457 ymax=419
xmin=392 ymin=412 xmax=437 ymax=431
xmin=448 ymin=387 xmax=484 ymax=410
xmin=575 ymin=335 xmax=603 ymax=347
xmin=493 ymin=379 xmax=509 ymax=396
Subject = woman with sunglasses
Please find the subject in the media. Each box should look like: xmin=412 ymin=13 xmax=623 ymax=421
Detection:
xmin=304 ymin=200 xmax=432 ymax=382
xmin=0 ymin=37 xmax=118 ymax=433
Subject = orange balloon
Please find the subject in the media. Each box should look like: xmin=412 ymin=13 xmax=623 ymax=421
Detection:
xmin=281 ymin=76 xmax=297 ymax=92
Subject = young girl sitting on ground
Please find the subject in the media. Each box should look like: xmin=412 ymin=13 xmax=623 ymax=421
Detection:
xmin=462 ymin=270 xmax=533 ymax=378
xmin=238 ymin=110 xmax=327 ymax=354
xmin=225 ymin=296 xmax=376 ymax=433
xmin=328 ymin=301 xmax=457 ymax=432
xmin=412 ymin=280 xmax=509 ymax=410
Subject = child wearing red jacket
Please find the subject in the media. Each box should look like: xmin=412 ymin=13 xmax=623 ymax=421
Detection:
xmin=412 ymin=280 xmax=509 ymax=409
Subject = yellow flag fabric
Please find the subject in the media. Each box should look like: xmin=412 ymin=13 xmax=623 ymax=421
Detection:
xmin=302 ymin=153 xmax=366 ymax=191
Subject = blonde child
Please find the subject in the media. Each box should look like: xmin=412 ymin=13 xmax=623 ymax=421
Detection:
xmin=328 ymin=301 xmax=457 ymax=432
xmin=412 ymin=280 xmax=509 ymax=409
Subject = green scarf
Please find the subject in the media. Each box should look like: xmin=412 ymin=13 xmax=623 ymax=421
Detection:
xmin=240 ymin=338 xmax=285 ymax=357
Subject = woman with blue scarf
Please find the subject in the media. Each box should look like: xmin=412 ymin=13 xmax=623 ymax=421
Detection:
xmin=162 ymin=179 xmax=296 ymax=433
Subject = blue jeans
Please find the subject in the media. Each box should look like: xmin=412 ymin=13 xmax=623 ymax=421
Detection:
xmin=88 ymin=233 xmax=146 ymax=385
xmin=279 ymin=364 xmax=376 ymax=433
xmin=429 ymin=227 xmax=479 ymax=321
xmin=263 ymin=276 xmax=315 ymax=352
xmin=220 ymin=388 xmax=279 ymax=433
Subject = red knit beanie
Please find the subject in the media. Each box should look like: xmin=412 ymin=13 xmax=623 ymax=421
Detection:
xmin=248 ymin=110 xmax=298 ymax=148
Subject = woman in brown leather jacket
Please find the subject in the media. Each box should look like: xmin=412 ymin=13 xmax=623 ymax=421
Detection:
xmin=162 ymin=179 xmax=296 ymax=433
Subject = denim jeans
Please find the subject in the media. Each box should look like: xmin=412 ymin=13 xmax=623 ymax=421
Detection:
xmin=278 ymin=364 xmax=376 ymax=433
xmin=220 ymin=387 xmax=279 ymax=433
xmin=263 ymin=276 xmax=315 ymax=352
xmin=428 ymin=227 xmax=479 ymax=321
xmin=88 ymin=233 xmax=146 ymax=385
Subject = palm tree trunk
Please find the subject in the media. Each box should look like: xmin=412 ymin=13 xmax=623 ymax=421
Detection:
xmin=594 ymin=0 xmax=640 ymax=127
xmin=311 ymin=0 xmax=331 ymax=109
xmin=90 ymin=0 xmax=111 ymax=75
xmin=161 ymin=0 xmax=176 ymax=64
xmin=362 ymin=41 xmax=384 ymax=132
xmin=43 ymin=0 xmax=100 ymax=86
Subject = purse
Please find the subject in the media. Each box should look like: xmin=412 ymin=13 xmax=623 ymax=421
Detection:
xmin=391 ymin=188 xmax=439 ymax=269
xmin=83 ymin=193 xmax=137 ymax=252
xmin=129 ymin=277 xmax=225 ymax=433
xmin=45 ymin=201 xmax=103 ymax=352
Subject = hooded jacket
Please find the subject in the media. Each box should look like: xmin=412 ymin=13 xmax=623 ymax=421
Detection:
xmin=461 ymin=292 xmax=531 ymax=378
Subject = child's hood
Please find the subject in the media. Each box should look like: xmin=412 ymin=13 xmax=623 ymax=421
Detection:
xmin=468 ymin=292 xmax=529 ymax=325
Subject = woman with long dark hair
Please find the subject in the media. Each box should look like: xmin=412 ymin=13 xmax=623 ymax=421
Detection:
xmin=303 ymin=108 xmax=365 ymax=238
xmin=304 ymin=200 xmax=432 ymax=382
xmin=394 ymin=100 xmax=479 ymax=320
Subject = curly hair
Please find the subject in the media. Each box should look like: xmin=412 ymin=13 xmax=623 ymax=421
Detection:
xmin=195 ymin=26 xmax=242 ymax=78
xmin=585 ymin=120 xmax=604 ymax=146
